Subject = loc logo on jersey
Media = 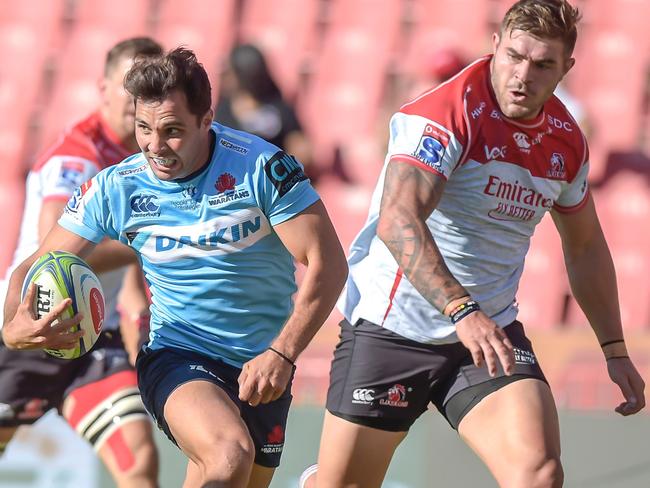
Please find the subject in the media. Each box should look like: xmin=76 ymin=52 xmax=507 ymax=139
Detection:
xmin=413 ymin=124 xmax=448 ymax=173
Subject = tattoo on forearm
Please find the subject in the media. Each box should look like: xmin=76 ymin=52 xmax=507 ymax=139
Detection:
xmin=381 ymin=162 xmax=468 ymax=312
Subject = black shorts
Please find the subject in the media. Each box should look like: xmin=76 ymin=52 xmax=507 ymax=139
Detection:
xmin=326 ymin=319 xmax=547 ymax=431
xmin=136 ymin=346 xmax=294 ymax=468
xmin=0 ymin=330 xmax=134 ymax=427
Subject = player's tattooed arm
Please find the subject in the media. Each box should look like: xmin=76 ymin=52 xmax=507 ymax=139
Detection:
xmin=377 ymin=159 xmax=468 ymax=313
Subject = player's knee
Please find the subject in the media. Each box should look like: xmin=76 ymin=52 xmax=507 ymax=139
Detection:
xmin=196 ymin=435 xmax=255 ymax=483
xmin=128 ymin=438 xmax=159 ymax=481
xmin=518 ymin=456 xmax=563 ymax=488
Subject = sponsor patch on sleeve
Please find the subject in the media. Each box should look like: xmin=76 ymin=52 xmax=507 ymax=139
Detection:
xmin=412 ymin=124 xmax=449 ymax=172
xmin=65 ymin=179 xmax=92 ymax=214
xmin=58 ymin=160 xmax=86 ymax=188
xmin=263 ymin=151 xmax=307 ymax=197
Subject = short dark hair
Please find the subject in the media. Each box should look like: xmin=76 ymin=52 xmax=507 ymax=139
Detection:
xmin=123 ymin=47 xmax=212 ymax=120
xmin=104 ymin=37 xmax=163 ymax=77
xmin=501 ymin=0 xmax=581 ymax=55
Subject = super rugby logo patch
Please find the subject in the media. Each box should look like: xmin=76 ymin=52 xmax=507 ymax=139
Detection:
xmin=413 ymin=124 xmax=449 ymax=172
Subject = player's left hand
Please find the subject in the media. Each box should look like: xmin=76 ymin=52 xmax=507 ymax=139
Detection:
xmin=238 ymin=350 xmax=294 ymax=406
xmin=607 ymin=356 xmax=646 ymax=416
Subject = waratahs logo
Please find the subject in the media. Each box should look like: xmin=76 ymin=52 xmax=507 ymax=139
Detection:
xmin=130 ymin=194 xmax=160 ymax=217
xmin=215 ymin=173 xmax=236 ymax=193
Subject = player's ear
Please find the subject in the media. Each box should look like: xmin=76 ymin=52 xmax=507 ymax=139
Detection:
xmin=563 ymin=56 xmax=576 ymax=76
xmin=492 ymin=32 xmax=501 ymax=53
xmin=201 ymin=109 xmax=213 ymax=130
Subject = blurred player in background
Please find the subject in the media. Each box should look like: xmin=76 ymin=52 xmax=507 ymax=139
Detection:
xmin=301 ymin=1 xmax=645 ymax=487
xmin=0 ymin=37 xmax=163 ymax=488
xmin=2 ymin=47 xmax=347 ymax=488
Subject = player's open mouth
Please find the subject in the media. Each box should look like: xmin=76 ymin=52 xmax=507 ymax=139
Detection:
xmin=510 ymin=90 xmax=529 ymax=102
xmin=151 ymin=156 xmax=176 ymax=169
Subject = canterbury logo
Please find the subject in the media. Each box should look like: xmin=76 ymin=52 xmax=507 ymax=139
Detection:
xmin=130 ymin=195 xmax=159 ymax=213
xmin=352 ymin=388 xmax=375 ymax=402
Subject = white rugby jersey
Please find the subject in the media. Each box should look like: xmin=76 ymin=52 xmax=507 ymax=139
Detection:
xmin=339 ymin=56 xmax=589 ymax=344
xmin=4 ymin=112 xmax=131 ymax=331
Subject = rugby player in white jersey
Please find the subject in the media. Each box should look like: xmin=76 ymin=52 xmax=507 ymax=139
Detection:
xmin=0 ymin=38 xmax=162 ymax=487
xmin=301 ymin=1 xmax=645 ymax=487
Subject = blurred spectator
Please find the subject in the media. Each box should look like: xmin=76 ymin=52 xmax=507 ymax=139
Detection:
xmin=214 ymin=43 xmax=318 ymax=183
xmin=408 ymin=47 xmax=467 ymax=99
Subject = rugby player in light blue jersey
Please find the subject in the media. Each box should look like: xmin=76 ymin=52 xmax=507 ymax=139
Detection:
xmin=2 ymin=47 xmax=347 ymax=488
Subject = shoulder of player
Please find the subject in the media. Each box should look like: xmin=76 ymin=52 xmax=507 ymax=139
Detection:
xmin=544 ymin=95 xmax=588 ymax=165
xmin=32 ymin=117 xmax=101 ymax=172
xmin=212 ymin=122 xmax=287 ymax=171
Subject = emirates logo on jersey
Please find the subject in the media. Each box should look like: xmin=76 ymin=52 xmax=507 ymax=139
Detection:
xmin=215 ymin=173 xmax=236 ymax=193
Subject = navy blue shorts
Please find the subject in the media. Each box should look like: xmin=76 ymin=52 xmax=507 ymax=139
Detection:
xmin=136 ymin=346 xmax=294 ymax=468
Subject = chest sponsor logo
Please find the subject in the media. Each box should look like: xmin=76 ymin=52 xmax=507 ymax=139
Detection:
xmin=413 ymin=124 xmax=448 ymax=171
xmin=484 ymin=175 xmax=553 ymax=222
xmin=484 ymin=144 xmax=507 ymax=161
xmin=219 ymin=138 xmax=249 ymax=155
xmin=130 ymin=194 xmax=161 ymax=217
xmin=155 ymin=216 xmax=262 ymax=251
xmin=264 ymin=151 xmax=307 ymax=197
xmin=547 ymin=114 xmax=573 ymax=132
xmin=547 ymin=152 xmax=566 ymax=179
xmin=135 ymin=209 xmax=271 ymax=262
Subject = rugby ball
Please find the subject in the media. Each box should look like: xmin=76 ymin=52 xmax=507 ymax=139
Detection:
xmin=21 ymin=251 xmax=105 ymax=359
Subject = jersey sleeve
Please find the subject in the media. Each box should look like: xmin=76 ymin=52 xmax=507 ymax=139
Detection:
xmin=255 ymin=149 xmax=320 ymax=226
xmin=387 ymin=102 xmax=467 ymax=180
xmin=553 ymin=160 xmax=590 ymax=213
xmin=58 ymin=171 xmax=118 ymax=242
xmin=39 ymin=156 xmax=101 ymax=201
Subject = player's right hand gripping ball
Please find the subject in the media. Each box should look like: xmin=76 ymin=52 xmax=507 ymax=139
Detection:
xmin=21 ymin=251 xmax=105 ymax=359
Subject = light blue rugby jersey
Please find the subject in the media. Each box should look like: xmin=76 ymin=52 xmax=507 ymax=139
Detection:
xmin=59 ymin=122 xmax=320 ymax=367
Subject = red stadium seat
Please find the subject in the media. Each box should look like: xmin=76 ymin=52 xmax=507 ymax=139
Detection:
xmin=71 ymin=0 xmax=150 ymax=32
xmin=402 ymin=0 xmax=492 ymax=78
xmin=317 ymin=179 xmax=371 ymax=253
xmin=239 ymin=0 xmax=319 ymax=98
xmin=155 ymin=0 xmax=237 ymax=100
xmin=301 ymin=0 xmax=402 ymax=162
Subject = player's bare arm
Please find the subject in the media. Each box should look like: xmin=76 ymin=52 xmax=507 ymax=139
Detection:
xmin=552 ymin=196 xmax=646 ymax=415
xmin=2 ymin=224 xmax=96 ymax=350
xmin=377 ymin=160 xmax=514 ymax=376
xmin=238 ymin=200 xmax=347 ymax=406
xmin=40 ymin=199 xmax=138 ymax=274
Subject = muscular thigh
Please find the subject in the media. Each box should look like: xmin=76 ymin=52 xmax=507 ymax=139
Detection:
xmin=137 ymin=346 xmax=294 ymax=469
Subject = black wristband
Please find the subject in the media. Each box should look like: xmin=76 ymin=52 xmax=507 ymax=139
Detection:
xmin=449 ymin=300 xmax=481 ymax=325
xmin=600 ymin=339 xmax=625 ymax=348
xmin=268 ymin=346 xmax=295 ymax=366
